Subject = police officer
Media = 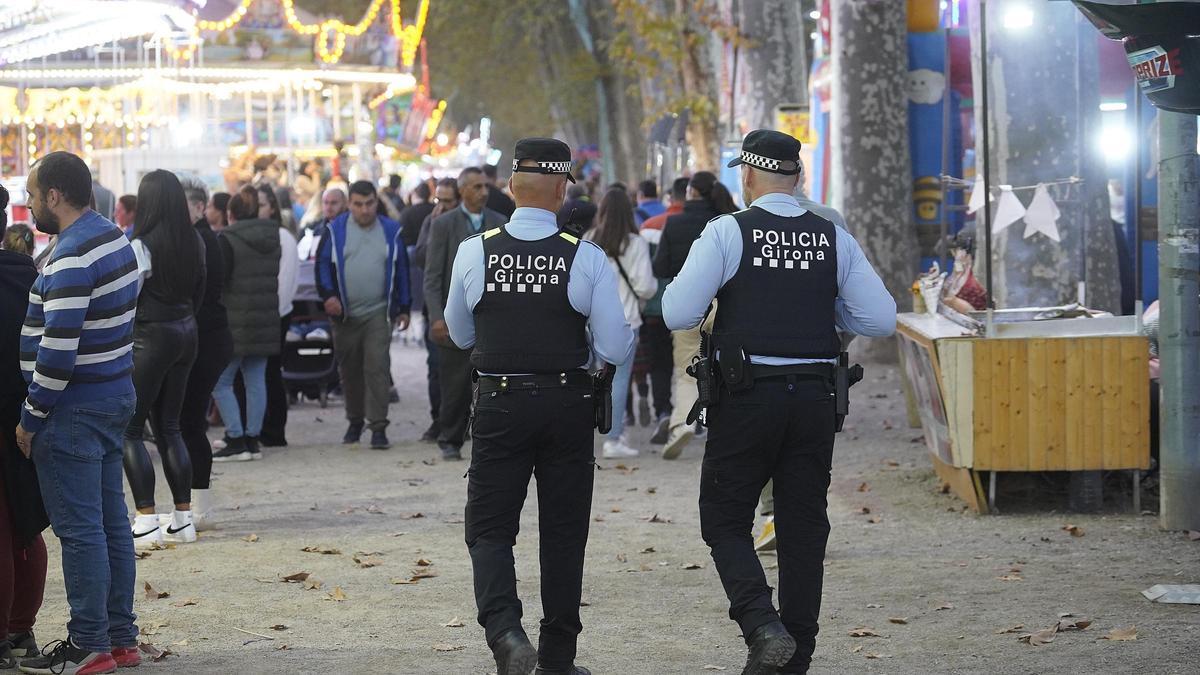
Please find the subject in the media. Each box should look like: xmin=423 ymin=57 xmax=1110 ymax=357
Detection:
xmin=662 ymin=129 xmax=896 ymax=674
xmin=445 ymin=137 xmax=634 ymax=675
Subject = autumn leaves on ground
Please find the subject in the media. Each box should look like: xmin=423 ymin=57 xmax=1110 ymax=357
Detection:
xmin=35 ymin=346 xmax=1199 ymax=673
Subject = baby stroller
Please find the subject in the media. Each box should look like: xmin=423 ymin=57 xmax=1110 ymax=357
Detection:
xmin=283 ymin=259 xmax=338 ymax=407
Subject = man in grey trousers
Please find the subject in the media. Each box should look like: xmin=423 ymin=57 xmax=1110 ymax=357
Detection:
xmin=423 ymin=167 xmax=508 ymax=460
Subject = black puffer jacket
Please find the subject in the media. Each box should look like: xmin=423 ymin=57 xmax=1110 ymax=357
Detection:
xmin=219 ymin=218 xmax=281 ymax=357
xmin=652 ymin=200 xmax=721 ymax=279
xmin=0 ymin=250 xmax=50 ymax=546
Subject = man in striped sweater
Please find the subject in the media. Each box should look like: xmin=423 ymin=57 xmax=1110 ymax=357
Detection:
xmin=13 ymin=152 xmax=141 ymax=675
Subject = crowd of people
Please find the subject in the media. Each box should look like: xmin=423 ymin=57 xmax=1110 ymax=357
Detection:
xmin=0 ymin=133 xmax=854 ymax=674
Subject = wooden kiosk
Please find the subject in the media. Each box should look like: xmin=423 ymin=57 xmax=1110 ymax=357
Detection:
xmin=896 ymin=310 xmax=1151 ymax=513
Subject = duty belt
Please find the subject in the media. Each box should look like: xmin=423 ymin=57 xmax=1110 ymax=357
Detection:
xmin=750 ymin=363 xmax=835 ymax=381
xmin=476 ymin=371 xmax=592 ymax=394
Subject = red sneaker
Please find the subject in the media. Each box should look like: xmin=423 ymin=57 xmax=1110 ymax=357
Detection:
xmin=110 ymin=646 xmax=141 ymax=668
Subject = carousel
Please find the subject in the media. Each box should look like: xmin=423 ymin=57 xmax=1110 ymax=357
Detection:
xmin=0 ymin=0 xmax=437 ymax=194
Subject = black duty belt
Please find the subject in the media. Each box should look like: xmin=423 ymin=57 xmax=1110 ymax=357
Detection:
xmin=751 ymin=363 xmax=835 ymax=381
xmin=476 ymin=371 xmax=592 ymax=394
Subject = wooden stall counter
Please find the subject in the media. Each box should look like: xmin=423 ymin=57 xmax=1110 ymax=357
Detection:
xmin=896 ymin=311 xmax=1151 ymax=514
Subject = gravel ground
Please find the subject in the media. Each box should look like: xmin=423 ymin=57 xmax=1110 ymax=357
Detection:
xmin=31 ymin=342 xmax=1199 ymax=674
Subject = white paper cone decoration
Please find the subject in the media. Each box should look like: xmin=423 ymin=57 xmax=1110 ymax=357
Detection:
xmin=967 ymin=177 xmax=986 ymax=214
xmin=1022 ymin=183 xmax=1062 ymax=242
xmin=991 ymin=186 xmax=1026 ymax=233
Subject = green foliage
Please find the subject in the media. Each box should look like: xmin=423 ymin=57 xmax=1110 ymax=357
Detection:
xmin=292 ymin=0 xmax=374 ymax=18
xmin=422 ymin=0 xmax=598 ymax=151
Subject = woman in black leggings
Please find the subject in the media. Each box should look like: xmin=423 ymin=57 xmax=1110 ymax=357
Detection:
xmin=122 ymin=171 xmax=206 ymax=549
xmin=179 ymin=186 xmax=233 ymax=529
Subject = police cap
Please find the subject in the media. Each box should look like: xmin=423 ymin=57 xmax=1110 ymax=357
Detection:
xmin=512 ymin=137 xmax=576 ymax=183
xmin=727 ymin=129 xmax=802 ymax=175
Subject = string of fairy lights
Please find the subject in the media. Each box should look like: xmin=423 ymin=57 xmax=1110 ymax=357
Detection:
xmin=165 ymin=0 xmax=430 ymax=67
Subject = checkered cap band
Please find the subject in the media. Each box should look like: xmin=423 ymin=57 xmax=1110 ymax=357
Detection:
xmin=512 ymin=159 xmax=573 ymax=174
xmin=741 ymin=150 xmax=781 ymax=172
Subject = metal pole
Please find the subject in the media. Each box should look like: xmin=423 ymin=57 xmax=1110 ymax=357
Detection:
xmin=940 ymin=23 xmax=952 ymax=270
xmin=1157 ymin=111 xmax=1200 ymax=532
xmin=243 ymin=92 xmax=252 ymax=147
xmin=1133 ymin=90 xmax=1143 ymax=307
xmin=979 ymin=0 xmax=995 ymax=313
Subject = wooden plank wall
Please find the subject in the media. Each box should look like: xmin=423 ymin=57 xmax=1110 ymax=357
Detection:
xmin=972 ymin=336 xmax=1150 ymax=471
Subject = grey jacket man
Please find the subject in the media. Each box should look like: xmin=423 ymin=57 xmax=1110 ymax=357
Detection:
xmin=422 ymin=206 xmax=508 ymax=327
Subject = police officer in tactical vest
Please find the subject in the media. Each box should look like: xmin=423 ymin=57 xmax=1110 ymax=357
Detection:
xmin=445 ymin=138 xmax=635 ymax=675
xmin=662 ymin=129 xmax=896 ymax=674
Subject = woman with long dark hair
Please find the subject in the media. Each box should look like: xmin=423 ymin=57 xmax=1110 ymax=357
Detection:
xmin=256 ymin=184 xmax=298 ymax=448
xmin=586 ymin=188 xmax=656 ymax=458
xmin=123 ymin=170 xmax=206 ymax=548
xmin=207 ymin=192 xmax=230 ymax=232
xmin=652 ymin=170 xmax=738 ymax=460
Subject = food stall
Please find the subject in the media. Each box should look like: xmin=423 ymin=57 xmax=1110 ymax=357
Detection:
xmin=898 ymin=307 xmax=1150 ymax=514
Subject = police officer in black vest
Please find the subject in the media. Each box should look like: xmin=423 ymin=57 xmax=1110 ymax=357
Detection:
xmin=662 ymin=129 xmax=896 ymax=674
xmin=445 ymin=138 xmax=635 ymax=675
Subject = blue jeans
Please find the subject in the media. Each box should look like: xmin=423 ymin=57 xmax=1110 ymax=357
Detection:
xmin=607 ymin=358 xmax=634 ymax=441
xmin=211 ymin=355 xmax=268 ymax=438
xmin=32 ymin=394 xmax=138 ymax=652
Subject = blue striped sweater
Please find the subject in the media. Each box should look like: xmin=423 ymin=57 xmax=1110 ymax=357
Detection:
xmin=20 ymin=210 xmax=138 ymax=433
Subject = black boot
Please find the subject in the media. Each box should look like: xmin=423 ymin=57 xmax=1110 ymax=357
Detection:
xmin=742 ymin=622 xmax=796 ymax=675
xmin=492 ymin=630 xmax=537 ymax=675
xmin=534 ymin=667 xmax=590 ymax=675
xmin=343 ymin=421 xmax=364 ymax=444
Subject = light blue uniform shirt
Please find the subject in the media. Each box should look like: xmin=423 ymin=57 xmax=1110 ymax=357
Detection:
xmin=661 ymin=192 xmax=896 ymax=365
xmin=445 ymin=206 xmax=636 ymax=369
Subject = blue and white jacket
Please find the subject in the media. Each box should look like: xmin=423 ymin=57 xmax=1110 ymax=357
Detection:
xmin=314 ymin=212 xmax=412 ymax=321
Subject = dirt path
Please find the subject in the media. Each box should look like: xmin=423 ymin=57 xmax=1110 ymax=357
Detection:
xmin=33 ymin=343 xmax=1198 ymax=673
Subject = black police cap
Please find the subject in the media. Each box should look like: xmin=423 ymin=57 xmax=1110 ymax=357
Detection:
xmin=726 ymin=129 xmax=802 ymax=175
xmin=512 ymin=137 xmax=576 ymax=183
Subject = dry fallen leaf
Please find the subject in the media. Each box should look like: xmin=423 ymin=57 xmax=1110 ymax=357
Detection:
xmin=242 ymin=534 xmax=259 ymax=543
xmin=884 ymin=459 xmax=900 ymax=467
xmin=1058 ymin=618 xmax=1092 ymax=631
xmin=281 ymin=571 xmax=311 ymax=583
xmin=646 ymin=487 xmax=657 ymax=494
xmin=639 ymin=563 xmax=653 ymax=572
xmin=867 ymin=516 xmax=883 ymax=524
xmin=848 ymin=627 xmax=880 ymax=638
xmin=639 ymin=547 xmax=656 ymax=554
xmin=857 ymin=482 xmax=870 ymax=492
xmin=1187 ymin=531 xmax=1200 ymax=541
xmin=390 ymin=577 xmax=418 ymax=585
xmin=935 ymin=603 xmax=954 ymax=611
xmin=1018 ymin=625 xmax=1059 ymax=646
xmin=594 ymin=515 xmax=606 ymax=522
xmin=858 ymin=506 xmax=871 ymax=514
xmin=411 ymin=570 xmax=439 ymax=580
xmin=682 ymin=562 xmax=704 ymax=570
xmin=866 ymin=603 xmax=883 ymax=609
xmin=850 ymin=645 xmax=863 ymax=653
xmin=888 ymin=617 xmax=908 ymax=625
xmin=143 ymin=582 xmax=170 ymax=600
xmin=270 ymin=625 xmax=288 ymax=631
xmin=134 ymin=551 xmax=152 ymax=560
xmin=645 ymin=513 xmax=672 ymax=524
xmin=938 ymin=481 xmax=952 ymax=494
xmin=702 ymin=666 xmax=726 ymax=671
xmin=301 ymin=545 xmax=342 ymax=555
xmin=141 ymin=621 xmax=168 ymax=636
xmin=275 ymin=644 xmax=290 ymax=651
xmin=170 ymin=597 xmax=198 ymax=608
xmin=353 ymin=554 xmax=384 ymax=569
xmin=303 ymin=578 xmax=324 ymax=591
xmin=404 ymin=512 xmax=425 ymax=519
xmin=996 ymin=624 xmax=1025 ymax=634
xmin=365 ymin=504 xmax=386 ymax=515
xmin=1100 ymin=626 xmax=1138 ymax=641
xmin=415 ymin=558 xmax=433 ymax=567
xmin=865 ymin=652 xmax=892 ymax=659
xmin=997 ymin=574 xmax=1023 ymax=582
xmin=432 ymin=643 xmax=465 ymax=652
xmin=443 ymin=618 xmax=465 ymax=628
xmin=1062 ymin=524 xmax=1085 ymax=537
xmin=137 ymin=643 xmax=173 ymax=662
xmin=616 ymin=553 xmax=628 ymax=563
xmin=327 ymin=587 xmax=347 ymax=602
xmin=610 ymin=507 xmax=622 ymax=513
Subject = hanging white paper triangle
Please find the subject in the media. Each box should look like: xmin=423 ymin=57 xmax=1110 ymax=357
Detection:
xmin=967 ymin=177 xmax=986 ymax=214
xmin=992 ymin=186 xmax=1025 ymax=233
xmin=1022 ymin=183 xmax=1062 ymax=242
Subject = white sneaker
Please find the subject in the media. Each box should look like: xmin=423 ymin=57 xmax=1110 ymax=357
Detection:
xmin=191 ymin=488 xmax=214 ymax=531
xmin=164 ymin=510 xmax=197 ymax=543
xmin=602 ymin=440 xmax=640 ymax=459
xmin=132 ymin=514 xmax=164 ymax=550
xmin=661 ymin=425 xmax=695 ymax=460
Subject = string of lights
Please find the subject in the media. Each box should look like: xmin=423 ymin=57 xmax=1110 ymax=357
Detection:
xmin=163 ymin=0 xmax=429 ymax=67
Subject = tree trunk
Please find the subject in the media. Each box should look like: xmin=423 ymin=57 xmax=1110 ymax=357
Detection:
xmin=732 ymin=0 xmax=810 ymax=131
xmin=969 ymin=2 xmax=1119 ymax=312
xmin=569 ymin=0 xmax=646 ymax=183
xmin=832 ymin=0 xmax=915 ymax=362
xmin=676 ymin=0 xmax=720 ymax=170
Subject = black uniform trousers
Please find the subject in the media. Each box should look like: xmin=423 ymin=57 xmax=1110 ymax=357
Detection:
xmin=641 ymin=316 xmax=674 ymax=419
xmin=260 ymin=313 xmax=291 ymax=446
xmin=700 ymin=376 xmax=835 ymax=675
xmin=464 ymin=383 xmax=595 ymax=672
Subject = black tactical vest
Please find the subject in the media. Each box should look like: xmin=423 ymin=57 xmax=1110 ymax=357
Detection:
xmin=471 ymin=226 xmax=590 ymax=373
xmin=713 ymin=207 xmax=841 ymax=359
